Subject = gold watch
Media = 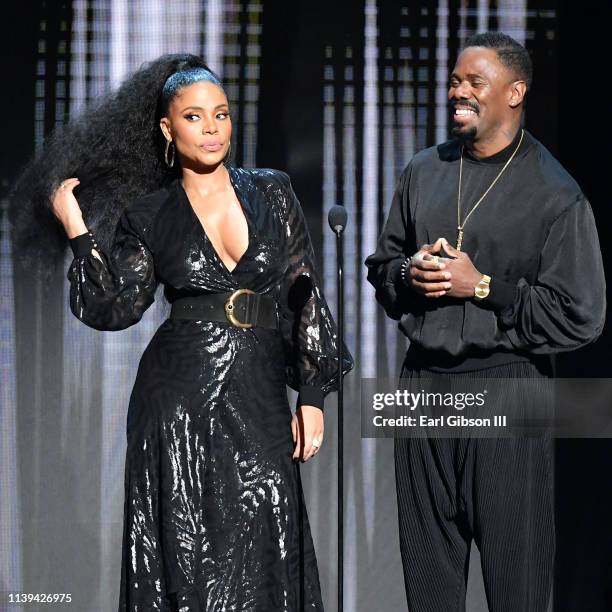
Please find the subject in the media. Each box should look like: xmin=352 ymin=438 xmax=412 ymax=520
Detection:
xmin=474 ymin=274 xmax=491 ymax=301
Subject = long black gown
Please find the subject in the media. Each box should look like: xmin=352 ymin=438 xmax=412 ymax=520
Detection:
xmin=66 ymin=167 xmax=353 ymax=611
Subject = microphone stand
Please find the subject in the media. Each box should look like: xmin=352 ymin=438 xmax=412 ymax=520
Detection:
xmin=337 ymin=225 xmax=344 ymax=612
xmin=328 ymin=206 xmax=347 ymax=612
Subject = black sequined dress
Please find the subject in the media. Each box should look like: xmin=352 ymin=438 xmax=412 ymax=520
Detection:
xmin=67 ymin=167 xmax=353 ymax=611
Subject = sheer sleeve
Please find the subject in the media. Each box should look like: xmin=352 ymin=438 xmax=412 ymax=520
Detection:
xmin=488 ymin=195 xmax=606 ymax=353
xmin=66 ymin=204 xmax=158 ymax=331
xmin=275 ymin=172 xmax=354 ymax=411
xmin=364 ymin=163 xmax=419 ymax=320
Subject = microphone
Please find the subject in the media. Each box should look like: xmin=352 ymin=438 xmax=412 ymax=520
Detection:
xmin=328 ymin=203 xmax=347 ymax=612
xmin=328 ymin=205 xmax=347 ymax=234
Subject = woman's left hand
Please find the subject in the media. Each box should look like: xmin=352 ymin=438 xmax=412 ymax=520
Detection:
xmin=292 ymin=405 xmax=324 ymax=462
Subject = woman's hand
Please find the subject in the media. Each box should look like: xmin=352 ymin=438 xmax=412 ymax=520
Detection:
xmin=291 ymin=405 xmax=324 ymax=462
xmin=50 ymin=177 xmax=87 ymax=238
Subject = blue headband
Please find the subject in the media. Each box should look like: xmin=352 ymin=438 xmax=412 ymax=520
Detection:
xmin=161 ymin=67 xmax=223 ymax=109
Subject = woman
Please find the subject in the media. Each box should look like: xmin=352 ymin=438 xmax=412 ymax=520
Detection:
xmin=14 ymin=54 xmax=352 ymax=610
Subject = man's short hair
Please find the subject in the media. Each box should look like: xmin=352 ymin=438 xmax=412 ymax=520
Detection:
xmin=464 ymin=32 xmax=533 ymax=90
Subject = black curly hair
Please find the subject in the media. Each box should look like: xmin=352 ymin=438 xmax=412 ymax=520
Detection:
xmin=8 ymin=53 xmax=227 ymax=284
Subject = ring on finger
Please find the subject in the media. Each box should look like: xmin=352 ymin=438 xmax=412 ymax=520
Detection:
xmin=429 ymin=255 xmax=440 ymax=264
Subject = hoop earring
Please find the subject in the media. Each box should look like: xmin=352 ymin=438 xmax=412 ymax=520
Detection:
xmin=165 ymin=140 xmax=175 ymax=168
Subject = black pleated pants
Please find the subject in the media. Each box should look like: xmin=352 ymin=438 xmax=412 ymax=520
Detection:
xmin=395 ymin=360 xmax=555 ymax=612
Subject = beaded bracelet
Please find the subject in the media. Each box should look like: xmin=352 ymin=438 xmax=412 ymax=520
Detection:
xmin=399 ymin=256 xmax=411 ymax=286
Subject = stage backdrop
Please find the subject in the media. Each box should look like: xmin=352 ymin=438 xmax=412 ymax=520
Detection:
xmin=3 ymin=1 xmax=608 ymax=611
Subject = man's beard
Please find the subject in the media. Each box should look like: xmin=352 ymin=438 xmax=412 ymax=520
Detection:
xmin=451 ymin=124 xmax=477 ymax=143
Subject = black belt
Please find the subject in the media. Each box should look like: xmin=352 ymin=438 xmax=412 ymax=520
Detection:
xmin=169 ymin=289 xmax=278 ymax=329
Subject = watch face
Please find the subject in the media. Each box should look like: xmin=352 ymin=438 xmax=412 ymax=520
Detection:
xmin=475 ymin=284 xmax=490 ymax=299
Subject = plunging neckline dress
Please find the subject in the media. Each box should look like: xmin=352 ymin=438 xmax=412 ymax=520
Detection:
xmin=66 ymin=166 xmax=354 ymax=611
xmin=179 ymin=178 xmax=251 ymax=275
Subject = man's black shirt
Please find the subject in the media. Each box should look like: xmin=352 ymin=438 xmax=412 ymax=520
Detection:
xmin=365 ymin=128 xmax=606 ymax=369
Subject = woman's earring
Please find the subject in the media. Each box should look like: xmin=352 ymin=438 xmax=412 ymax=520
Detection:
xmin=165 ymin=140 xmax=175 ymax=168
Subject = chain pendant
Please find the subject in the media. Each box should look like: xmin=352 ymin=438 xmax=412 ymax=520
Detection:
xmin=456 ymin=227 xmax=464 ymax=251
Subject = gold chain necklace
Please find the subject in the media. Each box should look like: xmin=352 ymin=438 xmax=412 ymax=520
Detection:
xmin=456 ymin=128 xmax=524 ymax=251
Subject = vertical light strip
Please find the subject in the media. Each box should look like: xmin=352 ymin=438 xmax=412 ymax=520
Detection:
xmin=205 ymin=0 xmax=224 ymax=74
xmin=31 ymin=8 xmax=58 ymax=574
xmin=397 ymin=62 xmax=415 ymax=192
xmin=386 ymin=9 xmax=414 ymax=376
xmin=359 ymin=0 xmax=378 ymax=589
xmin=224 ymin=0 xmax=241 ymax=154
xmin=382 ymin=62 xmax=398 ymax=377
xmin=342 ymin=53 xmax=358 ymax=612
xmin=224 ymin=3 xmax=237 ymax=161
xmin=62 ymin=0 xmax=88 ymax=454
xmin=322 ymin=50 xmax=337 ymax=309
xmin=343 ymin=58 xmax=358 ymax=374
xmin=110 ymin=0 xmax=127 ymax=90
xmin=164 ymin=0 xmax=201 ymax=57
xmin=435 ymin=0 xmax=449 ymax=145
xmin=478 ymin=0 xmax=489 ymax=33
xmin=98 ymin=2 xmax=129 ymax=604
xmin=459 ymin=0 xmax=468 ymax=45
xmin=138 ymin=0 xmax=164 ymax=60
xmin=361 ymin=0 xmax=378 ymax=379
xmin=243 ymin=1 xmax=262 ymax=167
xmin=224 ymin=0 xmax=262 ymax=168
xmin=319 ymin=49 xmax=337 ymax=578
xmin=497 ymin=0 xmax=528 ymax=44
xmin=0 ymin=198 xmax=22 ymax=600
xmin=345 ymin=469 xmax=357 ymax=611
xmin=88 ymin=2 xmax=110 ymax=101
xmin=69 ymin=2 xmax=87 ymax=115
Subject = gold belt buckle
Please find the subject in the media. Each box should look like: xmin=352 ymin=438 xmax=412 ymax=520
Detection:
xmin=225 ymin=288 xmax=256 ymax=328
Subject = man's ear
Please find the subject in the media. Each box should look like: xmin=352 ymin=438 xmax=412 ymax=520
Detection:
xmin=509 ymin=80 xmax=527 ymax=108
xmin=159 ymin=117 xmax=172 ymax=141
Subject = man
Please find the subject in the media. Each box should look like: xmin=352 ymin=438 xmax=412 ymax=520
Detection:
xmin=365 ymin=32 xmax=605 ymax=611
